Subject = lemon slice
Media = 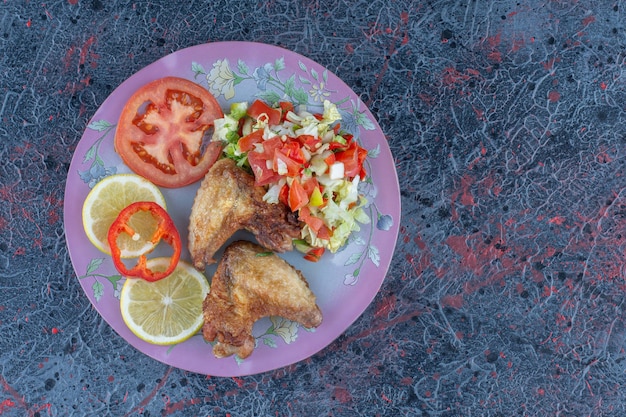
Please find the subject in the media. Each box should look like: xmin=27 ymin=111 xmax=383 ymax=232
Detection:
xmin=82 ymin=173 xmax=166 ymax=257
xmin=120 ymin=258 xmax=210 ymax=345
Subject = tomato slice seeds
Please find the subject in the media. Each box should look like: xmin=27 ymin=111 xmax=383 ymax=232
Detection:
xmin=115 ymin=77 xmax=223 ymax=188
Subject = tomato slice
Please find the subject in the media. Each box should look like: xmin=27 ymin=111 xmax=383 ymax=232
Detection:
xmin=247 ymin=99 xmax=282 ymax=126
xmin=114 ymin=77 xmax=223 ymax=188
xmin=107 ymin=201 xmax=182 ymax=282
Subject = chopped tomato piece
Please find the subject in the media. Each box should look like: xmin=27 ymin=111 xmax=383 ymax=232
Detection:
xmin=259 ymin=136 xmax=284 ymax=159
xmin=248 ymin=150 xmax=282 ymax=186
xmin=114 ymin=77 xmax=223 ymax=188
xmin=273 ymin=150 xmax=302 ymax=176
xmin=328 ymin=141 xmax=350 ymax=151
xmin=335 ymin=141 xmax=368 ymax=179
xmin=316 ymin=224 xmax=333 ymax=240
xmin=107 ymin=201 xmax=181 ymax=282
xmin=247 ymin=99 xmax=282 ymax=125
xmin=299 ymin=205 xmax=324 ymax=231
xmin=297 ymin=134 xmax=321 ymax=150
xmin=302 ymin=177 xmax=320 ymax=197
xmin=279 ymin=101 xmax=295 ymax=121
xmin=324 ymin=152 xmax=336 ymax=167
xmin=280 ymin=140 xmax=306 ymax=164
xmin=247 ymin=136 xmax=287 ymax=184
xmin=298 ymin=205 xmax=332 ymax=239
xmin=278 ymin=183 xmax=289 ymax=206
xmin=357 ymin=146 xmax=368 ymax=178
xmin=288 ymin=178 xmax=309 ymax=211
xmin=303 ymin=246 xmax=325 ymax=262
xmin=238 ymin=129 xmax=264 ymax=152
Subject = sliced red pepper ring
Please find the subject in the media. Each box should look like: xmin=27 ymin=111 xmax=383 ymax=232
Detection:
xmin=107 ymin=201 xmax=182 ymax=282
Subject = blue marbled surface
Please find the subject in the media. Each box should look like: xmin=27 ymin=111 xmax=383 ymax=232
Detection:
xmin=1 ymin=1 xmax=625 ymax=416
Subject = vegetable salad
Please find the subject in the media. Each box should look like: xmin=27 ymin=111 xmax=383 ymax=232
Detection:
xmin=212 ymin=99 xmax=370 ymax=260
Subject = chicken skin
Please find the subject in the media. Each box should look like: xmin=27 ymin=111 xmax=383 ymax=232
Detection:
xmin=188 ymin=158 xmax=301 ymax=270
xmin=202 ymin=241 xmax=323 ymax=359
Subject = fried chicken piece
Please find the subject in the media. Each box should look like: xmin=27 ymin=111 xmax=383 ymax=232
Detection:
xmin=202 ymin=240 xmax=323 ymax=359
xmin=188 ymin=158 xmax=301 ymax=270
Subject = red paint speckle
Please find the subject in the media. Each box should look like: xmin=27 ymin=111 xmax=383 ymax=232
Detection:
xmin=600 ymin=81 xmax=607 ymax=90
xmin=441 ymin=294 xmax=464 ymax=309
xmin=548 ymin=216 xmax=566 ymax=225
xmin=511 ymin=37 xmax=525 ymax=52
xmin=374 ymin=294 xmax=397 ymax=319
xmin=333 ymin=387 xmax=353 ymax=403
xmin=542 ymin=58 xmax=557 ymax=71
xmin=487 ymin=50 xmax=502 ymax=63
xmin=0 ymin=399 xmax=16 ymax=414
xmin=548 ymin=90 xmax=560 ymax=102
xmin=51 ymin=327 xmax=59 ymax=334
xmin=400 ymin=11 xmax=409 ymax=24
xmin=582 ymin=15 xmax=596 ymax=26
xmin=484 ymin=33 xmax=503 ymax=63
xmin=596 ymin=152 xmax=613 ymax=164
xmin=543 ymin=285 xmax=558 ymax=297
xmin=400 ymin=377 xmax=413 ymax=385
xmin=442 ymin=67 xmax=470 ymax=87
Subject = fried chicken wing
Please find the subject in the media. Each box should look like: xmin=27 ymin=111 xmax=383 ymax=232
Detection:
xmin=188 ymin=158 xmax=301 ymax=270
xmin=202 ymin=240 xmax=323 ymax=359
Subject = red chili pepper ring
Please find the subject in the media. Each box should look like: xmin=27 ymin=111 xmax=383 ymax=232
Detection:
xmin=107 ymin=201 xmax=182 ymax=282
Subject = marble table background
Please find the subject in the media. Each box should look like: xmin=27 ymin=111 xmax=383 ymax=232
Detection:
xmin=1 ymin=1 xmax=625 ymax=416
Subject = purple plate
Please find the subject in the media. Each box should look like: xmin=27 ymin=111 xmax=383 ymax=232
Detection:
xmin=64 ymin=41 xmax=400 ymax=376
